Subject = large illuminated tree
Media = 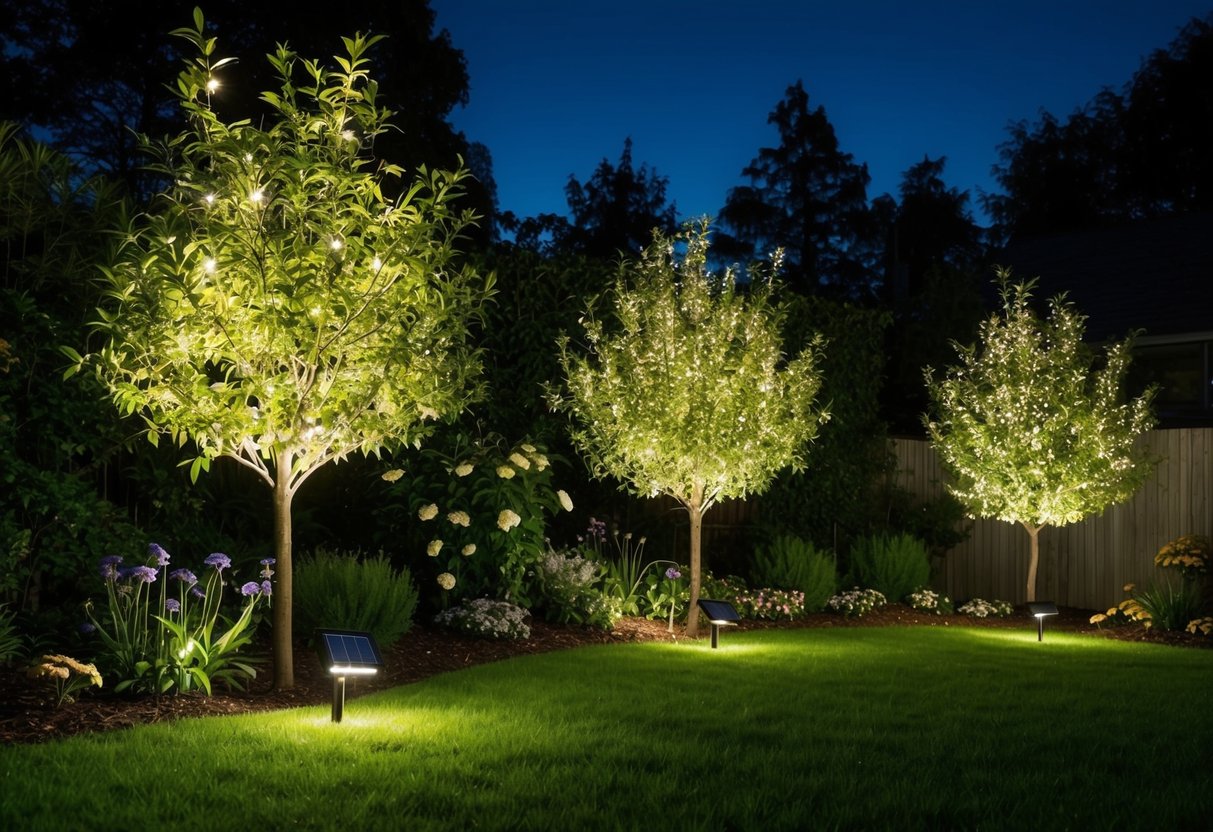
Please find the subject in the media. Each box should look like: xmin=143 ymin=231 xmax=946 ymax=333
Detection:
xmin=550 ymin=222 xmax=828 ymax=637
xmin=72 ymin=13 xmax=489 ymax=688
xmin=923 ymin=274 xmax=1155 ymax=602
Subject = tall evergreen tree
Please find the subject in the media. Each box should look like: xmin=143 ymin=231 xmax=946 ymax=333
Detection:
xmin=717 ymin=81 xmax=875 ymax=297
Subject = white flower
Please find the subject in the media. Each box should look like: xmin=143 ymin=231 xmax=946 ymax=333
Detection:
xmin=496 ymin=465 xmax=516 ymax=480
xmin=418 ymin=503 xmax=439 ymax=521
xmin=454 ymin=462 xmax=474 ymax=477
xmin=381 ymin=468 xmax=404 ymax=483
xmin=532 ymin=454 xmax=549 ymax=471
xmin=497 ymin=509 xmax=522 ymax=532
xmin=427 ymin=539 xmax=443 ymax=557
xmin=447 ymin=510 xmax=471 ymax=527
xmin=437 ymin=572 xmax=456 ymax=591
xmin=509 ymin=452 xmax=531 ymax=470
xmin=418 ymin=405 xmax=439 ymax=421
xmin=557 ymin=490 xmax=574 ymax=512
xmin=520 ymin=443 xmax=536 ymax=453
xmin=461 ymin=544 xmax=476 ymax=556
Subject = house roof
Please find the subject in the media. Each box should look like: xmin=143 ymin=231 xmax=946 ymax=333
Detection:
xmin=996 ymin=213 xmax=1213 ymax=342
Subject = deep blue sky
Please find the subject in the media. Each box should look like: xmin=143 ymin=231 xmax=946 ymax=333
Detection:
xmin=431 ymin=1 xmax=1211 ymax=227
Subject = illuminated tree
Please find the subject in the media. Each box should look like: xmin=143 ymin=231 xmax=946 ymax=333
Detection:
xmin=550 ymin=222 xmax=828 ymax=637
xmin=71 ymin=13 xmax=490 ymax=688
xmin=923 ymin=274 xmax=1155 ymax=602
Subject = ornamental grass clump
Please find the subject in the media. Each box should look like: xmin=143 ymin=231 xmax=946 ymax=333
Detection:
xmin=957 ymin=598 xmax=1014 ymax=618
xmin=907 ymin=587 xmax=953 ymax=615
xmin=86 ymin=543 xmax=268 ymax=695
xmin=434 ymin=598 xmax=531 ymax=640
xmin=827 ymin=588 xmax=887 ymax=618
xmin=26 ymin=654 xmax=101 ymax=707
xmin=750 ymin=535 xmax=837 ymax=612
xmin=293 ymin=549 xmax=418 ymax=647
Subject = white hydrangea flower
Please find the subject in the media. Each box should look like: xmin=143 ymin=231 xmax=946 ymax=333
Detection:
xmin=454 ymin=462 xmax=474 ymax=477
xmin=557 ymin=489 xmax=574 ymax=512
xmin=447 ymin=511 xmax=471 ymax=527
xmin=461 ymin=544 xmax=476 ymax=556
xmin=496 ymin=465 xmax=515 ymax=480
xmin=381 ymin=468 xmax=404 ymax=483
xmin=497 ymin=509 xmax=522 ymax=531
xmin=437 ymin=572 xmax=456 ymax=591
xmin=418 ymin=503 xmax=439 ymax=521
xmin=427 ymin=539 xmax=443 ymax=557
xmin=509 ymin=452 xmax=531 ymax=470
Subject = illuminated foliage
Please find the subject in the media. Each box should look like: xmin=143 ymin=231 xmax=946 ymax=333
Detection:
xmin=924 ymin=274 xmax=1155 ymax=601
xmin=550 ymin=222 xmax=828 ymax=636
xmin=72 ymin=12 xmax=490 ymax=687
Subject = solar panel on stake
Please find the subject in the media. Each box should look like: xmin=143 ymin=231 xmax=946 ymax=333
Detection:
xmin=316 ymin=629 xmax=383 ymax=722
xmin=696 ymin=599 xmax=742 ymax=648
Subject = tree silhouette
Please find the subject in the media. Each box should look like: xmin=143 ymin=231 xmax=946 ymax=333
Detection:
xmin=717 ymin=80 xmax=875 ymax=297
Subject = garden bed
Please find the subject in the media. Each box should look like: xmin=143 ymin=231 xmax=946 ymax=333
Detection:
xmin=1 ymin=606 xmax=1205 ymax=745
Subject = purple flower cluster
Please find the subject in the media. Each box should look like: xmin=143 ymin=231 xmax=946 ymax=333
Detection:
xmin=240 ymin=581 xmax=261 ymax=597
xmin=99 ymin=555 xmax=123 ymax=582
xmin=126 ymin=565 xmax=158 ymax=584
xmin=204 ymin=552 xmax=231 ymax=571
xmin=585 ymin=517 xmax=607 ymax=543
xmin=261 ymin=580 xmax=273 ymax=597
xmin=169 ymin=568 xmax=198 ymax=586
xmin=165 ymin=598 xmax=181 ymax=614
xmin=148 ymin=543 xmax=171 ymax=567
xmin=665 ymin=567 xmax=682 ymax=581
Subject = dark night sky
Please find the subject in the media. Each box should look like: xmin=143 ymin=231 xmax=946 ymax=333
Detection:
xmin=431 ymin=0 xmax=1212 ymax=227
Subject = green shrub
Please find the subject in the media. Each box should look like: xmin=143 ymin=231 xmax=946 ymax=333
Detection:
xmin=750 ymin=535 xmax=837 ymax=612
xmin=0 ymin=605 xmax=20 ymax=666
xmin=848 ymin=533 xmax=931 ymax=602
xmin=1132 ymin=578 xmax=1204 ymax=632
xmin=294 ymin=549 xmax=418 ymax=646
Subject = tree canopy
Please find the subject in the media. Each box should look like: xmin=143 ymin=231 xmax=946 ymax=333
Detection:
xmin=550 ymin=222 xmax=828 ymax=636
xmin=73 ymin=12 xmax=491 ymax=687
xmin=924 ymin=274 xmax=1155 ymax=601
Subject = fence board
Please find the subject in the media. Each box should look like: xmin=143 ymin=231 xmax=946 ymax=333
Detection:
xmin=892 ymin=429 xmax=1213 ymax=609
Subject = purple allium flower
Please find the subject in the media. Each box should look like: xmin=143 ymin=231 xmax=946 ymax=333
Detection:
xmin=169 ymin=568 xmax=198 ymax=586
xmin=190 ymin=585 xmax=206 ymax=600
xmin=260 ymin=557 xmax=275 ymax=565
xmin=128 ymin=565 xmax=158 ymax=584
xmin=665 ymin=567 xmax=682 ymax=580
xmin=204 ymin=552 xmax=231 ymax=571
xmin=148 ymin=543 xmax=170 ymax=566
xmin=261 ymin=580 xmax=273 ymax=597
xmin=165 ymin=598 xmax=181 ymax=614
xmin=259 ymin=557 xmax=275 ymax=578
xmin=99 ymin=555 xmax=123 ymax=582
xmin=79 ymin=621 xmax=96 ymax=635
xmin=240 ymin=581 xmax=261 ymax=596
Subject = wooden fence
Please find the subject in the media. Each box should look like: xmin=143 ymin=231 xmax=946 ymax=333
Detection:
xmin=892 ymin=429 xmax=1213 ymax=609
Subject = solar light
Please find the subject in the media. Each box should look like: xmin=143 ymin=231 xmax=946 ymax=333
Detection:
xmin=1027 ymin=602 xmax=1059 ymax=642
xmin=316 ymin=629 xmax=383 ymax=722
xmin=696 ymin=599 xmax=741 ymax=649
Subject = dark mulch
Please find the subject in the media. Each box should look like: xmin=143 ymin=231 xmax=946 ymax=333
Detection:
xmin=2 ymin=607 xmax=1206 ymax=746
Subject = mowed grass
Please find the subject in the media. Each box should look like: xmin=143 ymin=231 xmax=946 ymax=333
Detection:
xmin=3 ymin=627 xmax=1211 ymax=831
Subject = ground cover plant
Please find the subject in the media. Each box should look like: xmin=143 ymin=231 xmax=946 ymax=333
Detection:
xmin=3 ymin=627 xmax=1210 ymax=830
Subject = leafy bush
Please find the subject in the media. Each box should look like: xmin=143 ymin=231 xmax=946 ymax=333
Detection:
xmin=640 ymin=566 xmax=689 ymax=628
xmin=1120 ymin=579 xmax=1204 ymax=632
xmin=735 ymin=588 xmax=806 ymax=621
xmin=958 ymin=598 xmax=1014 ymax=618
xmin=86 ymin=544 xmax=267 ymax=694
xmin=826 ymin=588 xmax=888 ymax=618
xmin=907 ymin=587 xmax=953 ymax=615
xmin=434 ymin=598 xmax=531 ymax=640
xmin=294 ymin=549 xmax=418 ymax=647
xmin=750 ymin=535 xmax=837 ymax=612
xmin=0 ymin=605 xmax=19 ymax=666
xmin=535 ymin=548 xmax=618 ymax=629
xmin=848 ymin=533 xmax=930 ymax=602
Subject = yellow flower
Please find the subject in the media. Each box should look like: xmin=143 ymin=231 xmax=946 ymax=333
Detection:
xmin=381 ymin=468 xmax=405 ymax=483
xmin=497 ymin=509 xmax=521 ymax=531
xmin=418 ymin=503 xmax=439 ymax=521
xmin=532 ymin=454 xmax=549 ymax=471
xmin=1089 ymin=613 xmax=1107 ymax=624
xmin=427 ymin=539 xmax=443 ymax=557
xmin=508 ymin=452 xmax=531 ymax=470
xmin=1122 ymin=582 xmax=1135 ymax=593
xmin=437 ymin=572 xmax=456 ymax=591
xmin=454 ymin=462 xmax=474 ymax=477
xmin=496 ymin=465 xmax=515 ymax=480
xmin=520 ymin=443 xmax=536 ymax=453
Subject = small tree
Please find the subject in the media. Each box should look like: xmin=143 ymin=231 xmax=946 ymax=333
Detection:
xmin=923 ymin=274 xmax=1155 ymax=602
xmin=72 ymin=13 xmax=490 ymax=688
xmin=549 ymin=222 xmax=828 ymax=637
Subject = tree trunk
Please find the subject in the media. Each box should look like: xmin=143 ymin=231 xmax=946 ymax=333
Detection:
xmin=685 ymin=501 xmax=704 ymax=639
xmin=1021 ymin=521 xmax=1042 ymax=603
xmin=272 ymin=453 xmax=295 ymax=690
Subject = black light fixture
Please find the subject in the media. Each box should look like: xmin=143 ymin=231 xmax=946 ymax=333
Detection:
xmin=696 ymin=599 xmax=742 ymax=648
xmin=316 ymin=629 xmax=383 ymax=722
xmin=1027 ymin=602 xmax=1059 ymax=642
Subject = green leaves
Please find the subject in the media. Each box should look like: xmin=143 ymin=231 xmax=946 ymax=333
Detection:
xmin=924 ymin=272 xmax=1156 ymax=528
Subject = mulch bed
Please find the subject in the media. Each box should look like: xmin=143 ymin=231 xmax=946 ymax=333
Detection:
xmin=2 ymin=607 xmax=1206 ymax=746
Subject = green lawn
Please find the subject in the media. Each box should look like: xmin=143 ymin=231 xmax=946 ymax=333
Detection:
xmin=3 ymin=627 xmax=1211 ymax=830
